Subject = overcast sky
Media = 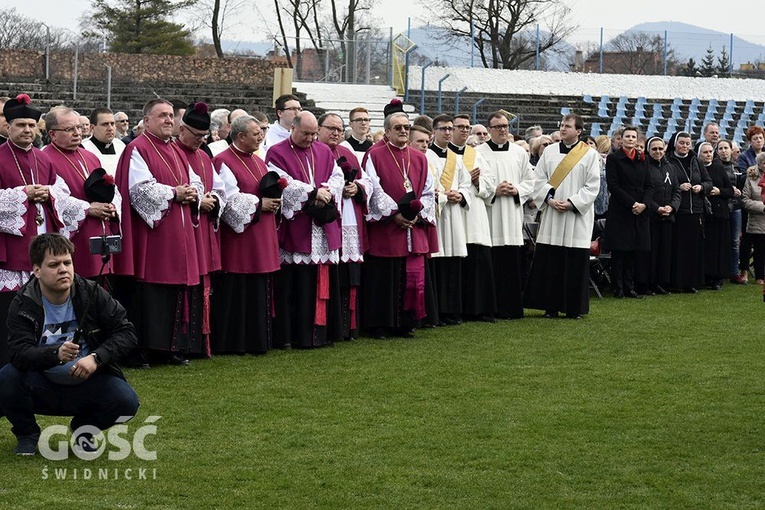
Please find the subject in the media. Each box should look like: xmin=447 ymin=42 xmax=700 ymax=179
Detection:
xmin=3 ymin=0 xmax=764 ymax=47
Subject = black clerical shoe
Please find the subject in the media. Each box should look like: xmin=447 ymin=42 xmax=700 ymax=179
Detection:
xmin=478 ymin=315 xmax=496 ymax=323
xmin=167 ymin=354 xmax=190 ymax=366
xmin=370 ymin=328 xmax=387 ymax=340
xmin=653 ymin=285 xmax=670 ymax=295
xmin=625 ymin=290 xmax=644 ymax=299
xmin=543 ymin=311 xmax=559 ymax=319
xmin=14 ymin=434 xmax=39 ymax=456
xmin=684 ymin=287 xmax=698 ymax=294
xmin=440 ymin=314 xmax=462 ymax=326
xmin=613 ymin=290 xmax=625 ymax=298
xmin=566 ymin=313 xmax=582 ymax=320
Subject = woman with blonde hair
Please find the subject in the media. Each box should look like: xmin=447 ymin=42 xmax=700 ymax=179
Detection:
xmin=529 ymin=134 xmax=553 ymax=166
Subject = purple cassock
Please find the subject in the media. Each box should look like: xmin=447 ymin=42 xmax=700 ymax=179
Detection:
xmin=264 ymin=138 xmax=343 ymax=259
xmin=0 ymin=143 xmax=68 ymax=273
xmin=175 ymin=141 xmax=224 ymax=276
xmin=264 ymin=138 xmax=345 ymax=349
xmin=213 ymin=145 xmax=280 ymax=274
xmin=114 ymin=132 xmax=200 ymax=285
xmin=43 ymin=144 xmax=122 ymax=278
xmin=361 ymin=142 xmax=436 ymax=329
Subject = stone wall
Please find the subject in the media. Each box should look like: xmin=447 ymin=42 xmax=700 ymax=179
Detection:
xmin=0 ymin=49 xmax=282 ymax=86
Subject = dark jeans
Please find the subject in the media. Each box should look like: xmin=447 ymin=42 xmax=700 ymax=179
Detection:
xmin=0 ymin=364 xmax=139 ymax=438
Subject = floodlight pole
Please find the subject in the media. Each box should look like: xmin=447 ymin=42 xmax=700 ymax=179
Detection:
xmin=420 ymin=62 xmax=432 ymax=115
xmin=437 ymin=73 xmax=450 ymax=114
xmin=454 ymin=86 xmax=468 ymax=115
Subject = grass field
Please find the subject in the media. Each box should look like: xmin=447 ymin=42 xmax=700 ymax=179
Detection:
xmin=2 ymin=283 xmax=765 ymax=509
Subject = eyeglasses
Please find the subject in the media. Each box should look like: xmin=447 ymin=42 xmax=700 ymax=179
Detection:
xmin=280 ymin=107 xmax=302 ymax=112
xmin=454 ymin=125 xmax=471 ymax=131
xmin=435 ymin=126 xmax=454 ymax=132
xmin=351 ymin=118 xmax=370 ymax=123
xmin=184 ymin=127 xmax=208 ymax=139
xmin=489 ymin=124 xmax=509 ymax=130
xmin=116 ymin=119 xmax=129 ymax=123
xmin=650 ymin=147 xmax=665 ymax=152
xmin=52 ymin=127 xmax=80 ymax=134
xmin=541 ymin=142 xmax=551 ymax=147
xmin=321 ymin=126 xmax=344 ymax=134
xmin=391 ymin=125 xmax=410 ymax=132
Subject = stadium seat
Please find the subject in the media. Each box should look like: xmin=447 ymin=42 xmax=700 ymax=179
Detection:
xmin=651 ymin=103 xmax=663 ymax=119
xmin=590 ymin=122 xmax=602 ymax=138
xmin=560 ymin=106 xmax=571 ymax=116
xmin=744 ymin=99 xmax=755 ymax=116
xmin=583 ymin=94 xmax=594 ymax=104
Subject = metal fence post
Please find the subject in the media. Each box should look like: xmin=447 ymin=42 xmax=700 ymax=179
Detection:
xmin=454 ymin=87 xmax=468 ymax=115
xmin=105 ymin=65 xmax=112 ymax=109
xmin=420 ymin=62 xmax=432 ymax=115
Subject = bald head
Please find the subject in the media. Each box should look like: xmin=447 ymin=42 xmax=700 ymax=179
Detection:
xmin=290 ymin=111 xmax=318 ymax=149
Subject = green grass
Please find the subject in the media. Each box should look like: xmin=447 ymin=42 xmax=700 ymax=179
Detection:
xmin=2 ymin=283 xmax=765 ymax=509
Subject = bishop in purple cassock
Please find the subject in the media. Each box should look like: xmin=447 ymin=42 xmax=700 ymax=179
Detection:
xmin=361 ymin=112 xmax=436 ymax=339
xmin=265 ymin=112 xmax=345 ymax=349
xmin=43 ymin=106 xmax=122 ymax=279
xmin=114 ymin=99 xmax=204 ymax=367
xmin=212 ymin=114 xmax=281 ymax=354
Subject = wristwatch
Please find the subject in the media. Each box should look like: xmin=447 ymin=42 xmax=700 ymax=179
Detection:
xmin=90 ymin=352 xmax=102 ymax=366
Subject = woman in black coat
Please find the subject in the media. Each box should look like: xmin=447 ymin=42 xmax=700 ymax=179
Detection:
xmin=699 ymin=141 xmax=735 ymax=289
xmin=665 ymin=131 xmax=713 ymax=293
xmin=639 ymin=137 xmax=681 ymax=295
xmin=604 ymin=126 xmax=653 ymax=298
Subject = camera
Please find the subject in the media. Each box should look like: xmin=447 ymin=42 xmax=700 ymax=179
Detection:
xmin=89 ymin=235 xmax=122 ymax=255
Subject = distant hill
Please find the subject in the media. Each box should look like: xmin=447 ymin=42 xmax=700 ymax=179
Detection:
xmin=214 ymin=21 xmax=765 ymax=71
xmin=626 ymin=22 xmax=765 ymax=68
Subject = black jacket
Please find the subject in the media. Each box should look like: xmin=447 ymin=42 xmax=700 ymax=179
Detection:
xmin=7 ymin=275 xmax=137 ymax=379
xmin=665 ymin=152 xmax=713 ymax=215
xmin=705 ymin=160 xmax=734 ymax=219
xmin=645 ymin=157 xmax=681 ymax=223
xmin=604 ymin=149 xmax=653 ymax=251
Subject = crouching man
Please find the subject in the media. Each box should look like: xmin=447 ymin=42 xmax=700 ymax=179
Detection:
xmin=0 ymin=233 xmax=139 ymax=455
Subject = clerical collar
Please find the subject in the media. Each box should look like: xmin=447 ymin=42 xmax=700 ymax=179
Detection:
xmin=388 ymin=140 xmax=406 ymax=150
xmin=350 ymin=134 xmax=367 ymax=144
xmin=347 ymin=137 xmax=372 ymax=152
xmin=486 ymin=139 xmax=508 ymax=151
xmin=90 ymin=136 xmax=115 ymax=154
xmin=231 ymin=143 xmax=253 ymax=155
xmin=429 ymin=143 xmax=448 ymax=158
xmin=10 ymin=140 xmax=33 ymax=152
xmin=558 ymin=140 xmax=578 ymax=154
xmin=448 ymin=142 xmax=465 ymax=155
xmin=673 ymin=151 xmax=688 ymax=159
xmin=145 ymin=131 xmax=172 ymax=144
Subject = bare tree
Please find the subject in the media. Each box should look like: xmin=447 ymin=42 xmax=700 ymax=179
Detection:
xmin=329 ymin=0 xmax=372 ymax=81
xmin=0 ymin=8 xmax=73 ymax=50
xmin=422 ymin=0 xmax=576 ymax=69
xmin=604 ymin=31 xmax=680 ymax=75
xmin=188 ymin=0 xmax=248 ymax=58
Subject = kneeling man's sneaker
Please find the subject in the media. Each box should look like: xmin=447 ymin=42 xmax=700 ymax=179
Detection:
xmin=14 ymin=434 xmax=39 ymax=456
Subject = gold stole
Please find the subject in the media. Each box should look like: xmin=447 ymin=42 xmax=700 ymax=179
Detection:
xmin=441 ymin=150 xmax=457 ymax=191
xmin=441 ymin=146 xmax=475 ymax=191
xmin=547 ymin=141 xmax=588 ymax=189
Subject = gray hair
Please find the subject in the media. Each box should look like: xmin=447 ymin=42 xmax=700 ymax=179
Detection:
xmin=384 ymin=112 xmax=409 ymax=131
xmin=210 ymin=108 xmax=230 ymax=132
xmin=44 ymin=106 xmax=76 ymax=131
xmin=230 ymin=115 xmax=258 ymax=139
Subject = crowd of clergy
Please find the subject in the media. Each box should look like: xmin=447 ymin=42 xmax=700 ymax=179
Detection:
xmin=0 ymin=90 xmax=760 ymax=369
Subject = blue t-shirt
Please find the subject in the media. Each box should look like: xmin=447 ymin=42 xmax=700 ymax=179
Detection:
xmin=39 ymin=296 xmax=90 ymax=385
